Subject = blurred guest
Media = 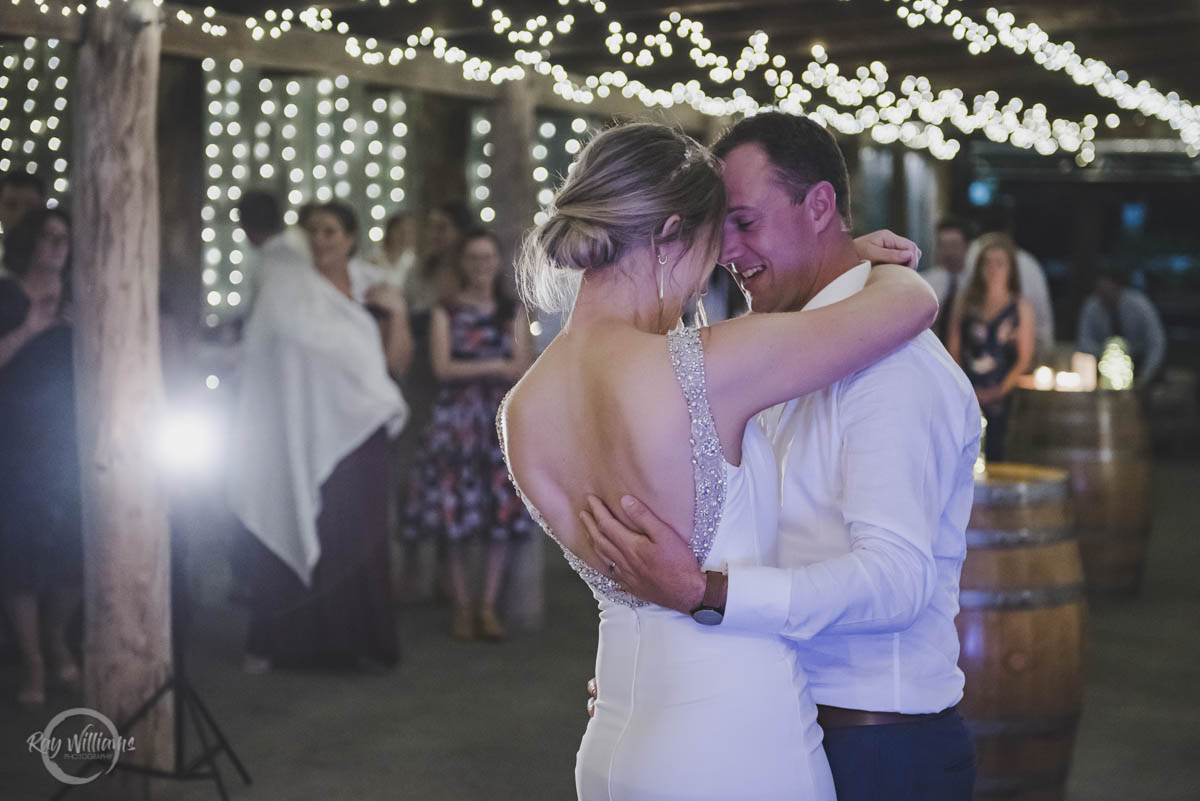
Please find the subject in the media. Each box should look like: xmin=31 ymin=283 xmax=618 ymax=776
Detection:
xmin=394 ymin=200 xmax=473 ymax=602
xmin=402 ymin=228 xmax=534 ymax=640
xmin=948 ymin=233 xmax=1034 ymax=462
xmin=227 ymin=201 xmax=411 ymax=671
xmin=1077 ymin=265 xmax=1166 ymax=387
xmin=234 ymin=191 xmax=300 ymax=261
xmin=0 ymin=209 xmax=80 ymax=705
xmin=963 ymin=233 xmax=1054 ymax=354
xmin=0 ymin=172 xmax=46 ymax=272
xmin=368 ymin=211 xmax=417 ymax=288
xmin=237 ymin=191 xmax=308 ymax=307
xmin=409 ymin=200 xmax=472 ymax=314
xmin=921 ymin=218 xmax=971 ymax=342
xmin=0 ymin=207 xmax=68 ymax=368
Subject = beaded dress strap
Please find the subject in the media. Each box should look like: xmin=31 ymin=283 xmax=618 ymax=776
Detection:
xmin=666 ymin=327 xmax=727 ymax=569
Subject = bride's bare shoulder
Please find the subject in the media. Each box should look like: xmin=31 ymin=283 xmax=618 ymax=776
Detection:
xmin=503 ymin=327 xmax=674 ymax=441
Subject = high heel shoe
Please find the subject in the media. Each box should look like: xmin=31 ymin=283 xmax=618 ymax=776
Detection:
xmin=56 ymin=663 xmax=81 ymax=688
xmin=477 ymin=606 xmax=507 ymax=642
xmin=50 ymin=652 xmax=82 ymax=688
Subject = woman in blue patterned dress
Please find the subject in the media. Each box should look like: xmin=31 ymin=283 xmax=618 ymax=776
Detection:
xmin=947 ymin=232 xmax=1035 ymax=461
xmin=403 ymin=228 xmax=534 ymax=640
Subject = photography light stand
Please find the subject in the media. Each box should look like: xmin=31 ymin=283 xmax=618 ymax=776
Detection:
xmin=51 ymin=408 xmax=252 ymax=800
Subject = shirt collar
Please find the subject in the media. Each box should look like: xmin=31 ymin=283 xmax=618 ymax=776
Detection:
xmin=801 ymin=261 xmax=871 ymax=312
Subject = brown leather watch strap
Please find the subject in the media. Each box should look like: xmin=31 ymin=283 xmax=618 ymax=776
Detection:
xmin=701 ymin=571 xmax=728 ymax=614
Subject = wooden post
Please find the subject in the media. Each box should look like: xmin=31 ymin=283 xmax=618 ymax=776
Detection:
xmin=489 ymin=79 xmax=543 ymax=630
xmin=490 ymin=79 xmax=536 ymax=278
xmin=73 ymin=2 xmax=174 ymax=797
xmin=157 ymin=56 xmax=205 ymax=334
xmin=408 ymin=89 xmax=470 ymax=230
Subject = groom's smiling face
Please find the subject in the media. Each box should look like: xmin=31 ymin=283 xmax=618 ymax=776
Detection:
xmin=718 ymin=143 xmax=824 ymax=314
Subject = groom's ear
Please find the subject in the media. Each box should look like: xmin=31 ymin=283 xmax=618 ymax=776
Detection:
xmin=804 ymin=181 xmax=840 ymax=235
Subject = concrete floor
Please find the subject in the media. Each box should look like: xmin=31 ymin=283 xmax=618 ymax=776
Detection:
xmin=2 ymin=458 xmax=1198 ymax=801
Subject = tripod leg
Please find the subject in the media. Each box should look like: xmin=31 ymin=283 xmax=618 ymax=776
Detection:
xmin=187 ymin=683 xmax=253 ymax=784
xmin=184 ymin=687 xmax=232 ymax=801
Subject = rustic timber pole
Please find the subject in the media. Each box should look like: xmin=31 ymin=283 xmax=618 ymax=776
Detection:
xmin=490 ymin=78 xmax=537 ymax=278
xmin=157 ymin=56 xmax=205 ymax=335
xmin=489 ymin=78 xmax=544 ymax=631
xmin=73 ymin=1 xmax=174 ymax=797
xmin=409 ymin=91 xmax=471 ymax=226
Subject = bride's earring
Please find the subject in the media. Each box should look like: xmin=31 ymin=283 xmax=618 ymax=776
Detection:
xmin=657 ymin=251 xmax=667 ymax=300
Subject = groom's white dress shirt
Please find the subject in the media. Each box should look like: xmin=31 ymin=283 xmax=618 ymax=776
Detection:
xmin=723 ymin=262 xmax=981 ymax=715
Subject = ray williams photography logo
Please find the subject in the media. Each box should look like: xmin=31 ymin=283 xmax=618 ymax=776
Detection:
xmin=27 ymin=707 xmax=137 ymax=785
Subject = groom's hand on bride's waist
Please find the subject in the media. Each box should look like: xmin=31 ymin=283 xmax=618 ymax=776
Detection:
xmin=579 ymin=494 xmax=707 ymax=614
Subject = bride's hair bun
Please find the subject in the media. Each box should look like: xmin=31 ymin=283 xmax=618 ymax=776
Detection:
xmin=536 ymin=206 xmax=619 ymax=273
xmin=518 ymin=122 xmax=725 ymax=314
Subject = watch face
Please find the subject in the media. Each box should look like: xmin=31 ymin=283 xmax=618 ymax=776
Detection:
xmin=692 ymin=608 xmax=723 ymax=626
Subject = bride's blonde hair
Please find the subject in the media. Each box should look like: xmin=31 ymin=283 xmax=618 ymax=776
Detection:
xmin=518 ymin=122 xmax=726 ymax=314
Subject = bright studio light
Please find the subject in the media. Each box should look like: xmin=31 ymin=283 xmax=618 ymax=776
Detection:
xmin=156 ymin=409 xmax=220 ymax=475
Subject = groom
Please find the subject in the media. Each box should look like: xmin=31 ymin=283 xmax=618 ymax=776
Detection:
xmin=583 ymin=112 xmax=980 ymax=801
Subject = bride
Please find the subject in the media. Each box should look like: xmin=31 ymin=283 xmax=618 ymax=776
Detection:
xmin=499 ymin=122 xmax=936 ymax=800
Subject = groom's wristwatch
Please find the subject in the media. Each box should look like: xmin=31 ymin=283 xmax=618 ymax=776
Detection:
xmin=691 ymin=571 xmax=728 ymax=626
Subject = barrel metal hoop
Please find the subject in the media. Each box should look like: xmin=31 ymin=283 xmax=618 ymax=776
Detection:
xmin=1023 ymin=446 xmax=1148 ymax=464
xmin=958 ymin=582 xmax=1085 ymax=609
xmin=965 ymin=526 xmax=1076 ymax=549
xmin=967 ymin=713 xmax=1080 ymax=738
xmin=1075 ymin=526 xmax=1152 ymax=543
xmin=973 ymin=480 xmax=1069 ymax=506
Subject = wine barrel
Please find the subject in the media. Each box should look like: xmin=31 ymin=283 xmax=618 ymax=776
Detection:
xmin=958 ymin=463 xmax=1086 ymax=801
xmin=1005 ymin=387 xmax=1152 ymax=596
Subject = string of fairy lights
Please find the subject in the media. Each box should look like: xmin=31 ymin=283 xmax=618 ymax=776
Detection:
xmin=466 ymin=109 xmax=593 ymax=227
xmin=4 ymin=1 xmax=1198 ymax=324
xmin=892 ymin=0 xmax=1199 ymax=156
xmin=0 ymin=37 xmax=72 ymax=212
xmin=8 ymin=0 xmax=1198 ymax=162
xmin=198 ymin=57 xmax=410 ymax=325
xmin=249 ymin=0 xmax=1198 ymax=162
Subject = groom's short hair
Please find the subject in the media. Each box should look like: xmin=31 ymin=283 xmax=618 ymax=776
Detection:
xmin=713 ymin=112 xmax=852 ymax=224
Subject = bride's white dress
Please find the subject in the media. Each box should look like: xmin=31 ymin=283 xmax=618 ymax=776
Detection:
xmin=503 ymin=328 xmax=835 ymax=801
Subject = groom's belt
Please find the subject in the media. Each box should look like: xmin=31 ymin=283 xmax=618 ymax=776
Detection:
xmin=816 ymin=704 xmax=957 ymax=730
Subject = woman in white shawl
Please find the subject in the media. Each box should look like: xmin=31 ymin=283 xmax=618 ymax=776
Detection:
xmin=228 ymin=201 xmax=411 ymax=671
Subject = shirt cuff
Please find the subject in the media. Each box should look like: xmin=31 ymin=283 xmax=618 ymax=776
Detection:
xmin=722 ymin=565 xmax=792 ymax=634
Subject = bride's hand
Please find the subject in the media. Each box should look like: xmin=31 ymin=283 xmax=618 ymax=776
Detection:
xmin=855 ymin=229 xmax=921 ymax=270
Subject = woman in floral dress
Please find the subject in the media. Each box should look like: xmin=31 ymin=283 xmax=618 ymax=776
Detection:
xmin=403 ymin=228 xmax=534 ymax=640
xmin=947 ymin=232 xmax=1035 ymax=461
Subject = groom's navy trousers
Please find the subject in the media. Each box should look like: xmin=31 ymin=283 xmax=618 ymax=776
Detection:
xmin=821 ymin=709 xmax=975 ymax=801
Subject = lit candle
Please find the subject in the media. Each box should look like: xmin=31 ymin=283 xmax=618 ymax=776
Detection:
xmin=1055 ymin=371 xmax=1083 ymax=391
xmin=1033 ymin=366 xmax=1055 ymax=390
xmin=1071 ymin=352 xmax=1098 ymax=392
